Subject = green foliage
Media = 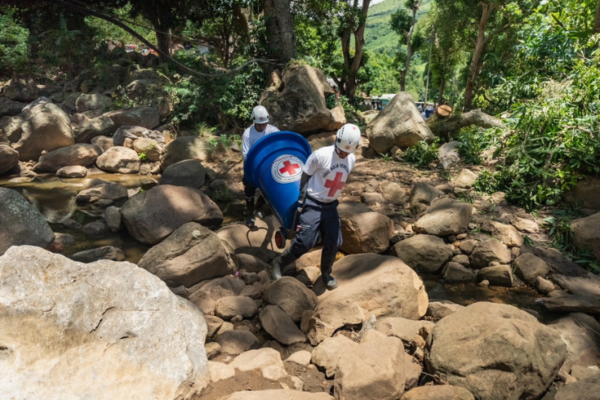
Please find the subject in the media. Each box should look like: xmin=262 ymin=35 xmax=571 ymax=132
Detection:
xmin=403 ymin=140 xmax=439 ymax=167
xmin=138 ymin=152 xmax=148 ymax=162
xmin=213 ymin=187 xmax=232 ymax=203
xmin=473 ymin=169 xmax=499 ymax=193
xmin=0 ymin=9 xmax=29 ymax=75
xmin=195 ymin=122 xmax=217 ymax=137
xmin=457 ymin=126 xmax=503 ymax=165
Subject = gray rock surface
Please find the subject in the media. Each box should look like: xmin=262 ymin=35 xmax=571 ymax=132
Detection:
xmin=96 ymin=146 xmax=140 ymax=174
xmin=74 ymin=115 xmax=115 ymax=143
xmin=159 ymin=159 xmax=206 ymax=189
xmin=477 ymin=265 xmax=514 ymax=287
xmin=264 ymin=277 xmax=318 ymax=322
xmin=409 ymin=182 xmax=445 ymax=214
xmin=34 ymin=144 xmax=102 ymax=172
xmin=76 ymin=182 xmax=128 ymax=204
xmin=414 ymin=197 xmax=472 ymax=236
xmin=443 ymin=262 xmax=477 ymax=283
xmin=338 ymin=202 xmax=393 ymax=254
xmin=160 ymin=136 xmax=208 ymax=171
xmin=470 ymin=239 xmax=512 ymax=268
xmin=69 ymin=246 xmax=125 ymax=263
xmin=215 ymin=296 xmax=257 ymax=319
xmin=514 ymin=253 xmax=550 ymax=286
xmin=394 ymin=234 xmax=453 ymax=274
xmin=260 ymin=305 xmax=306 ymax=345
xmin=0 ymin=144 xmax=19 ymax=175
xmin=104 ymin=106 xmax=160 ymax=129
xmin=75 ymin=94 xmax=113 ymax=113
xmin=56 ymin=165 xmax=88 ymax=178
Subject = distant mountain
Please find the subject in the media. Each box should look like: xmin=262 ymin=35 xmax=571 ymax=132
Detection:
xmin=365 ymin=0 xmax=432 ymax=55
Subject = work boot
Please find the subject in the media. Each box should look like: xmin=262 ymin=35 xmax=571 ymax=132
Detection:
xmin=322 ymin=273 xmax=338 ymax=290
xmin=256 ymin=196 xmax=265 ymax=220
xmin=271 ymin=247 xmax=297 ymax=280
xmin=245 ymin=197 xmax=255 ymax=227
xmin=320 ymin=247 xmax=338 ymax=290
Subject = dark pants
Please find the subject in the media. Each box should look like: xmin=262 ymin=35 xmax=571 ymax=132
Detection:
xmin=290 ymin=197 xmax=343 ymax=275
xmin=242 ymin=175 xmax=256 ymax=199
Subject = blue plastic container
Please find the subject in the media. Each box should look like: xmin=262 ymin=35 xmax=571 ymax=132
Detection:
xmin=244 ymin=131 xmax=312 ymax=230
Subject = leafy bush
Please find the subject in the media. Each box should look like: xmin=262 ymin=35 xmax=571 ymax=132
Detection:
xmin=457 ymin=126 xmax=503 ymax=165
xmin=0 ymin=10 xmax=29 ymax=75
xmin=403 ymin=140 xmax=439 ymax=168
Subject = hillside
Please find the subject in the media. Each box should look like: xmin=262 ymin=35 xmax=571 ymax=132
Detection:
xmin=365 ymin=0 xmax=432 ymax=54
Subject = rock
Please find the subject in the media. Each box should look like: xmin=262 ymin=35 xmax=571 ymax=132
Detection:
xmin=334 ymin=334 xmax=412 ymax=400
xmin=91 ymin=135 xmax=114 ymax=151
xmin=216 ymin=330 xmax=259 ymax=355
xmin=208 ymin=361 xmax=234 ymax=382
xmin=311 ymin=335 xmax=359 ymax=378
xmin=215 ymin=296 xmax=257 ymax=320
xmin=414 ymin=197 xmax=472 ymax=236
xmin=69 ymin=246 xmax=125 ymax=263
xmin=104 ymin=106 xmax=160 ymax=129
xmin=571 ymin=365 xmax=600 ymax=381
xmin=160 ymin=136 xmax=207 ymax=171
xmin=74 ymin=116 xmax=116 ymax=143
xmin=33 ymin=144 xmax=102 ymax=172
xmin=375 ymin=317 xmax=435 ymax=344
xmin=260 ymin=305 xmax=306 ymax=345
xmin=188 ymin=276 xmax=246 ymax=315
xmin=139 ymin=223 xmax=235 ymax=287
xmin=394 ymin=235 xmax=453 ymax=274
xmin=7 ymin=102 xmax=74 ymax=161
xmin=427 ymin=302 xmax=566 ymax=400
xmin=0 ymin=97 xmax=27 ymax=117
xmin=286 ymin=350 xmax=312 ymax=366
xmin=380 ymin=181 xmax=407 ymax=205
xmin=338 ymin=202 xmax=393 ymax=254
xmin=438 ymin=141 xmax=461 ymax=169
xmin=229 ymin=348 xmax=288 ymax=381
xmin=205 ymin=315 xmax=224 ymax=338
xmin=121 ymin=185 xmax=223 ymax=245
xmin=427 ymin=301 xmax=465 ymax=320
xmin=53 ymin=232 xmax=76 ymax=246
xmin=236 ymin=253 xmax=271 ymax=273
xmin=306 ymin=254 xmax=428 ymax=345
xmin=2 ymin=77 xmax=39 ymax=102
xmin=489 ymin=221 xmax=524 ymax=248
xmin=459 ymin=239 xmax=478 ymax=254
xmin=0 ymin=246 xmax=209 ymax=399
xmin=133 ymin=137 xmax=162 ymax=162
xmin=0 ymin=188 xmax=55 ymax=256
xmin=264 ymin=277 xmax=318 ymax=322
xmin=452 ymin=254 xmax=470 ymax=267
xmin=540 ymin=295 xmax=600 ymax=315
xmin=536 ymin=276 xmax=555 ymax=294
xmin=112 ymin=125 xmax=166 ymax=147
xmin=402 ymin=386 xmax=475 ymax=400
xmin=0 ymin=144 xmax=19 ymax=175
xmin=56 ymin=165 xmax=88 ymax=178
xmin=555 ymin=375 xmax=600 ymax=400
xmin=564 ymin=176 xmax=600 ymax=212
xmin=125 ymin=79 xmax=162 ymax=98
xmin=549 ymin=313 xmax=600 ymax=372
xmin=513 ymin=253 xmax=550 ymax=286
xmin=159 ymin=159 xmax=206 ymax=189
xmin=82 ymin=221 xmax=109 ymax=236
xmin=104 ymin=206 xmax=122 ymax=232
xmin=470 ymin=239 xmax=511 ymax=268
xmin=443 ymin=262 xmax=477 ymax=283
xmin=76 ymin=182 xmax=128 ymax=204
xmin=454 ymin=169 xmax=478 ymax=188
xmin=221 ymin=391 xmax=333 ymax=400
xmin=96 ymin=146 xmax=140 ymax=174
xmin=126 ymin=69 xmax=162 ymax=83
xmin=572 ymin=212 xmax=600 ymax=258
xmin=511 ymin=217 xmax=539 ymax=234
xmin=360 ymin=192 xmax=384 ymax=205
xmin=366 ymin=92 xmax=434 ymax=154
xmin=477 ymin=265 xmax=513 ymax=287
xmin=75 ymin=94 xmax=112 ymax=113
xmin=261 ymin=65 xmax=344 ymax=134
xmin=409 ymin=183 xmax=447 ymax=214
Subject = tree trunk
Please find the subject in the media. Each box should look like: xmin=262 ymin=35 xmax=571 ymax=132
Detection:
xmin=594 ymin=0 xmax=600 ymax=34
xmin=402 ymin=32 xmax=412 ymax=91
xmin=438 ymin=77 xmax=446 ymax=105
xmin=156 ymin=29 xmax=171 ymax=64
xmin=339 ymin=0 xmax=371 ymax=99
xmin=263 ymin=0 xmax=297 ymax=62
xmin=464 ymin=3 xmax=495 ymax=110
xmin=428 ymin=109 xmax=503 ymax=138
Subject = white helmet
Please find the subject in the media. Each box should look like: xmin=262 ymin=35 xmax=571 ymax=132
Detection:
xmin=335 ymin=123 xmax=361 ymax=153
xmin=252 ymin=105 xmax=269 ymax=124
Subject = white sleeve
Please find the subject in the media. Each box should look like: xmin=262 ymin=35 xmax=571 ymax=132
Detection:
xmin=241 ymin=128 xmax=251 ymax=160
xmin=302 ymin=152 xmax=320 ymax=176
xmin=268 ymin=125 xmax=280 ymax=133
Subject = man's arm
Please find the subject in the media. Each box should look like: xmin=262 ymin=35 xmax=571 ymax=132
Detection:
xmin=298 ymin=172 xmax=311 ymax=208
xmin=241 ymin=130 xmax=251 ymax=160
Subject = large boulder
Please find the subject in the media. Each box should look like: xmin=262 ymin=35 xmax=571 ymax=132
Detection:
xmin=74 ymin=116 xmax=116 ymax=143
xmin=96 ymin=146 xmax=140 ymax=174
xmin=394 ymin=234 xmax=453 ymax=274
xmin=564 ymin=176 xmax=600 ymax=211
xmin=6 ymin=102 xmax=74 ymax=161
xmin=311 ymin=335 xmax=359 ymax=378
xmin=103 ymin=106 xmax=160 ymax=129
xmin=409 ymin=182 xmax=445 ymax=215
xmin=572 ymin=212 xmax=600 ymax=258
xmin=112 ymin=125 xmax=166 ymax=147
xmin=263 ymin=277 xmax=318 ymax=322
xmin=261 ymin=65 xmax=345 ymax=134
xmin=338 ymin=202 xmax=393 ymax=254
xmin=0 ymin=246 xmax=209 ymax=400
xmin=91 ymin=135 xmax=114 ymax=152
xmin=188 ymin=276 xmax=245 ymax=315
xmin=0 ymin=188 xmax=55 ymax=256
xmin=334 ymin=334 xmax=413 ymax=400
xmin=75 ymin=94 xmax=113 ymax=113
xmin=549 ymin=313 xmax=600 ymax=372
xmin=0 ymin=97 xmax=27 ymax=117
xmin=366 ymin=92 xmax=434 ymax=154
xmin=159 ymin=159 xmax=206 ymax=189
xmin=160 ymin=136 xmax=207 ymax=171
xmin=138 ymin=222 xmax=236 ymax=288
xmin=306 ymin=254 xmax=428 ymax=345
xmin=426 ymin=302 xmax=567 ymax=400
xmin=2 ymin=77 xmax=39 ymax=102
xmin=555 ymin=375 xmax=600 ymax=400
xmin=513 ymin=253 xmax=550 ymax=286
xmin=0 ymin=144 xmax=19 ymax=175
xmin=133 ymin=137 xmax=163 ymax=162
xmin=33 ymin=144 xmax=102 ymax=172
xmin=470 ymin=239 xmax=511 ymax=268
xmin=216 ymin=217 xmax=282 ymax=254
xmin=259 ymin=305 xmax=306 ymax=345
xmin=76 ymin=182 xmax=128 ymax=205
xmin=121 ymin=185 xmax=223 ymax=245
xmin=414 ymin=197 xmax=472 ymax=236
xmin=489 ymin=221 xmax=524 ymax=248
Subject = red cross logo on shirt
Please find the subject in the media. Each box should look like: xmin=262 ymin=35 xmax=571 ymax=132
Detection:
xmin=324 ymin=172 xmax=346 ymax=197
xmin=279 ymin=160 xmax=300 ymax=176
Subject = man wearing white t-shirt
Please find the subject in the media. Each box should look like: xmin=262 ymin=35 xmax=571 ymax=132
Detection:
xmin=271 ymin=123 xmax=361 ymax=290
xmin=242 ymin=105 xmax=280 ymax=226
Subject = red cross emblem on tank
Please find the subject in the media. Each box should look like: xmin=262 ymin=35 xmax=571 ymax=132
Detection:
xmin=324 ymin=172 xmax=346 ymax=197
xmin=279 ymin=160 xmax=300 ymax=176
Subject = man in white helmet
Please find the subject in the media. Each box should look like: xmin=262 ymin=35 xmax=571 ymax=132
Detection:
xmin=242 ymin=105 xmax=280 ymax=226
xmin=271 ymin=123 xmax=361 ymax=290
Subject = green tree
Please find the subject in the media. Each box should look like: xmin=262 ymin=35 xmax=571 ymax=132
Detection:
xmin=0 ymin=8 xmax=29 ymax=75
xmin=390 ymin=0 xmax=425 ymax=91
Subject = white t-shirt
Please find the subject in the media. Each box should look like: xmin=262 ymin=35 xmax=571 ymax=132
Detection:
xmin=242 ymin=124 xmax=280 ymax=159
xmin=303 ymin=145 xmax=356 ymax=202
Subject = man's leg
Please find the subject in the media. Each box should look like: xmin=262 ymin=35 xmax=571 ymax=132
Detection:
xmin=242 ymin=175 xmax=256 ymax=227
xmin=319 ymin=207 xmax=343 ymax=290
xmin=271 ymin=204 xmax=321 ymax=280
